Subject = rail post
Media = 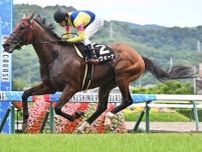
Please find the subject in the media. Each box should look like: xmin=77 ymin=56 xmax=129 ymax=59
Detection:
xmin=191 ymin=101 xmax=199 ymax=131
xmin=0 ymin=108 xmax=11 ymax=132
xmin=145 ymin=102 xmax=151 ymax=133
xmin=133 ymin=108 xmax=146 ymax=132
xmin=49 ymin=103 xmax=54 ymax=133
xmin=10 ymin=104 xmax=15 ymax=133
xmin=40 ymin=111 xmax=50 ymax=133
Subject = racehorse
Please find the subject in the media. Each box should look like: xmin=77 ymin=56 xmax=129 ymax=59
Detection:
xmin=2 ymin=13 xmax=195 ymax=132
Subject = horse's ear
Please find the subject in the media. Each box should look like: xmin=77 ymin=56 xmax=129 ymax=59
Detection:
xmin=28 ymin=12 xmax=35 ymax=21
xmin=23 ymin=13 xmax=26 ymax=19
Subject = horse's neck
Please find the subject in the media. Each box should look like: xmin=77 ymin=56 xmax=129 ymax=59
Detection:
xmin=32 ymin=23 xmax=60 ymax=65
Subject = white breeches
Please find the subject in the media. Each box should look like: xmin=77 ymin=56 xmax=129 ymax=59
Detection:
xmin=83 ymin=18 xmax=104 ymax=45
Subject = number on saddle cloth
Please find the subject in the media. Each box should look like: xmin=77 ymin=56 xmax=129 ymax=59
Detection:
xmin=93 ymin=44 xmax=115 ymax=64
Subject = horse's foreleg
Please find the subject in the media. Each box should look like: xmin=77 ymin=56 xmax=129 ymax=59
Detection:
xmin=77 ymin=85 xmax=114 ymax=132
xmin=54 ymin=86 xmax=78 ymax=122
xmin=22 ymin=83 xmax=55 ymax=130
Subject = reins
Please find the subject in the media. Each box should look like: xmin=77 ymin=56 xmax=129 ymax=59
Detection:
xmin=31 ymin=40 xmax=66 ymax=44
xmin=31 ymin=33 xmax=78 ymax=44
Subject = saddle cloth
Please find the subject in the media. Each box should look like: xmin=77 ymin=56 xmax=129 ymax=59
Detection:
xmin=74 ymin=43 xmax=116 ymax=64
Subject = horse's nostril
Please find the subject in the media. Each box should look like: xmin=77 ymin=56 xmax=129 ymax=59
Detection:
xmin=2 ymin=43 xmax=10 ymax=48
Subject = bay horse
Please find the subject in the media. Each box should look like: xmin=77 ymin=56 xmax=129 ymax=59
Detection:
xmin=2 ymin=14 xmax=195 ymax=132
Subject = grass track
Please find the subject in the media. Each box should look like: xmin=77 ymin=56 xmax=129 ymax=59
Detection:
xmin=1 ymin=133 xmax=202 ymax=152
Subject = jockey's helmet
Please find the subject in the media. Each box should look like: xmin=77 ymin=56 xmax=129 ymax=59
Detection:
xmin=54 ymin=8 xmax=68 ymax=23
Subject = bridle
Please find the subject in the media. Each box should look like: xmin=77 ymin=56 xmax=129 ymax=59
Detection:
xmin=8 ymin=18 xmax=34 ymax=50
xmin=5 ymin=17 xmax=78 ymax=52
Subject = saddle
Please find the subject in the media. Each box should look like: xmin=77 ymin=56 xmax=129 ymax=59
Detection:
xmin=61 ymin=42 xmax=116 ymax=90
xmin=73 ymin=43 xmax=116 ymax=64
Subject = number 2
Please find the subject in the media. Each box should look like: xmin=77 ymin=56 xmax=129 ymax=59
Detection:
xmin=95 ymin=45 xmax=110 ymax=55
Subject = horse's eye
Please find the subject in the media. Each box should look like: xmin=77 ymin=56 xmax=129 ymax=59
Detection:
xmin=19 ymin=26 xmax=25 ymax=30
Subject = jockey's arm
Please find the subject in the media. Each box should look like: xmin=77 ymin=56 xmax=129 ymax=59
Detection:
xmin=63 ymin=26 xmax=72 ymax=39
xmin=67 ymin=24 xmax=85 ymax=43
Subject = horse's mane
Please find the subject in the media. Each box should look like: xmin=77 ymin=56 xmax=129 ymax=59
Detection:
xmin=34 ymin=15 xmax=62 ymax=40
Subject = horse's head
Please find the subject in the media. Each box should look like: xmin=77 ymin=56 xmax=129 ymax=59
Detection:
xmin=2 ymin=13 xmax=34 ymax=53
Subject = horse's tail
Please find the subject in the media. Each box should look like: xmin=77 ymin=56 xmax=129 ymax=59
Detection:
xmin=142 ymin=56 xmax=196 ymax=82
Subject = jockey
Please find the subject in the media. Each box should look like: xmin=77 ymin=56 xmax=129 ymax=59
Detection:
xmin=53 ymin=8 xmax=104 ymax=64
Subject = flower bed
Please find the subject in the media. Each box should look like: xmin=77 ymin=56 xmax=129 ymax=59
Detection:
xmin=25 ymin=96 xmax=127 ymax=133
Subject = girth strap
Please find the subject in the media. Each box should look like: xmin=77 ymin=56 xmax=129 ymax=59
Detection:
xmin=72 ymin=44 xmax=94 ymax=90
xmin=81 ymin=63 xmax=94 ymax=90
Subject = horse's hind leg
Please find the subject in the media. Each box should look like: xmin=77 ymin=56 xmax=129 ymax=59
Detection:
xmin=77 ymin=85 xmax=115 ymax=132
xmin=105 ymin=80 xmax=133 ymax=124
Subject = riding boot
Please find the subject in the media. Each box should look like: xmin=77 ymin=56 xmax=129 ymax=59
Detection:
xmin=85 ymin=44 xmax=99 ymax=64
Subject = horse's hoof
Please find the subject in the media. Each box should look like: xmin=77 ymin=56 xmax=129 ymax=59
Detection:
xmin=104 ymin=118 xmax=112 ymax=126
xmin=22 ymin=123 xmax=28 ymax=132
xmin=74 ymin=129 xmax=84 ymax=134
xmin=77 ymin=121 xmax=90 ymax=133
xmin=74 ymin=111 xmax=84 ymax=119
xmin=104 ymin=112 xmax=115 ymax=126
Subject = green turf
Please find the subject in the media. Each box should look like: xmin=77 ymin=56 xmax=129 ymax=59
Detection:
xmin=0 ymin=133 xmax=202 ymax=152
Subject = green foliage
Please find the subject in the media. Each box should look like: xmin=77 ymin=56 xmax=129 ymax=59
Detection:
xmin=132 ymin=81 xmax=194 ymax=94
xmin=124 ymin=111 xmax=189 ymax=122
xmin=177 ymin=109 xmax=202 ymax=122
xmin=12 ymin=4 xmax=202 ymax=88
xmin=12 ymin=79 xmax=27 ymax=91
